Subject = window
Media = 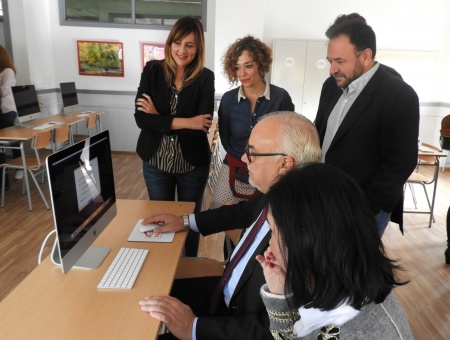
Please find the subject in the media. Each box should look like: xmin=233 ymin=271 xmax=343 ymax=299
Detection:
xmin=59 ymin=0 xmax=207 ymax=30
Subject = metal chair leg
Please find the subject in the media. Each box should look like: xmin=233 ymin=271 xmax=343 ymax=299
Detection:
xmin=408 ymin=183 xmax=418 ymax=208
xmin=420 ymin=183 xmax=435 ymax=225
xmin=28 ymin=169 xmax=50 ymax=210
xmin=1 ymin=167 xmax=6 ymax=207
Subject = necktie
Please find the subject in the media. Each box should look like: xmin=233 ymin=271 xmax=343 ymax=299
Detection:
xmin=209 ymin=207 xmax=268 ymax=314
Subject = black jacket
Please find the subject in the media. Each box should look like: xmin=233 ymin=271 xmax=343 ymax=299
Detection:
xmin=134 ymin=60 xmax=215 ymax=166
xmin=195 ymin=195 xmax=273 ymax=340
xmin=315 ymin=65 xmax=419 ymax=214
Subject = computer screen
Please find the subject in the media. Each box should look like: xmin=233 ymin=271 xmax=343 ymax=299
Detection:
xmin=47 ymin=130 xmax=117 ymax=274
xmin=12 ymin=85 xmax=42 ymax=123
xmin=60 ymin=82 xmax=79 ymax=108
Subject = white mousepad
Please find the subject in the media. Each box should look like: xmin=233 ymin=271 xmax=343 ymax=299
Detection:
xmin=128 ymin=219 xmax=175 ymax=243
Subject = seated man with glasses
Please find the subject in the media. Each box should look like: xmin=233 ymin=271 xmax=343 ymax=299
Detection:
xmin=245 ymin=145 xmax=287 ymax=163
xmin=138 ymin=111 xmax=322 ymax=340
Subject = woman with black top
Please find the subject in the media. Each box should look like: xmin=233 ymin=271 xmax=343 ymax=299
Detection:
xmin=134 ymin=17 xmax=214 ymax=256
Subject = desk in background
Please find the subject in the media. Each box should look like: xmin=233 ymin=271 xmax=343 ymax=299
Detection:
xmin=62 ymin=109 xmax=105 ymax=137
xmin=0 ymin=111 xmax=104 ymax=210
xmin=404 ymin=145 xmax=447 ymax=227
xmin=0 ymin=199 xmax=193 ymax=339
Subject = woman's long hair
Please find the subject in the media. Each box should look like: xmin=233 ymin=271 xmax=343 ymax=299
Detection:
xmin=163 ymin=16 xmax=205 ymax=87
xmin=0 ymin=45 xmax=16 ymax=73
xmin=267 ymin=163 xmax=407 ymax=310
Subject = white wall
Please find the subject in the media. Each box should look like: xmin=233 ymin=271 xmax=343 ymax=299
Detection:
xmin=213 ymin=0 xmax=265 ymax=95
xmin=6 ymin=0 xmax=450 ymax=159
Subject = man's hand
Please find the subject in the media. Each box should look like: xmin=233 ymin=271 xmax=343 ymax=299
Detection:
xmin=139 ymin=296 xmax=195 ymax=340
xmin=141 ymin=213 xmax=185 ymax=233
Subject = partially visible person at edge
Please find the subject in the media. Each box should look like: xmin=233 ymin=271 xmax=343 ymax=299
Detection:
xmin=134 ymin=16 xmax=215 ymax=256
xmin=139 ymin=112 xmax=322 ymax=340
xmin=314 ymin=13 xmax=419 ymax=236
xmin=257 ymin=163 xmax=413 ymax=339
xmin=0 ymin=45 xmax=23 ymax=187
xmin=210 ymin=35 xmax=294 ymax=209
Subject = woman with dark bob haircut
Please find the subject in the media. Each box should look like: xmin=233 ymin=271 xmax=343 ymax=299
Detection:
xmin=256 ymin=163 xmax=413 ymax=339
xmin=210 ymin=35 xmax=294 ymax=210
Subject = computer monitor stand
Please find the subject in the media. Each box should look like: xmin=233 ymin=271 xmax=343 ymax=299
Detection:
xmin=13 ymin=117 xmax=38 ymax=129
xmin=51 ymin=239 xmax=111 ymax=270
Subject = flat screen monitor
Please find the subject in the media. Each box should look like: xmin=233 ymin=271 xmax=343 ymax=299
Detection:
xmin=12 ymin=85 xmax=42 ymax=123
xmin=47 ymin=130 xmax=117 ymax=273
xmin=60 ymin=82 xmax=79 ymax=108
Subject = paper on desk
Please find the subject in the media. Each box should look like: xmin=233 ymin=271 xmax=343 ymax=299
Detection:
xmin=33 ymin=122 xmax=63 ymax=130
xmin=128 ymin=219 xmax=175 ymax=243
xmin=419 ymin=146 xmax=434 ymax=153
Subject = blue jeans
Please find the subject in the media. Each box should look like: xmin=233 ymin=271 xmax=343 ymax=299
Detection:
xmin=376 ymin=209 xmax=391 ymax=236
xmin=142 ymin=162 xmax=209 ymax=256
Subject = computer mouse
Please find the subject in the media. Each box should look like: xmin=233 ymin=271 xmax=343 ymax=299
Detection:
xmin=139 ymin=223 xmax=160 ymax=233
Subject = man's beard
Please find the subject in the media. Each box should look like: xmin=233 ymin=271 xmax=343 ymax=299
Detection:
xmin=333 ymin=61 xmax=364 ymax=88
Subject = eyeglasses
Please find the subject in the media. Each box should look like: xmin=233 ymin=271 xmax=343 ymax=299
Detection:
xmin=245 ymin=145 xmax=287 ymax=163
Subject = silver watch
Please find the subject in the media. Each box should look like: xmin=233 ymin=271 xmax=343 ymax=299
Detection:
xmin=182 ymin=215 xmax=190 ymax=231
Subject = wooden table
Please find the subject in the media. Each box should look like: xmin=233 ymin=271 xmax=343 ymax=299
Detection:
xmin=0 ymin=199 xmax=193 ymax=340
xmin=0 ymin=111 xmax=103 ymax=210
xmin=62 ymin=109 xmax=105 ymax=134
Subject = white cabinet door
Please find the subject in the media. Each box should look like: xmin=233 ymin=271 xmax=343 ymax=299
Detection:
xmin=303 ymin=41 xmax=329 ymax=121
xmin=271 ymin=39 xmax=307 ymax=114
xmin=271 ymin=39 xmax=329 ymax=122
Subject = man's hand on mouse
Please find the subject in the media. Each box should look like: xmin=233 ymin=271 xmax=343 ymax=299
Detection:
xmin=141 ymin=214 xmax=185 ymax=233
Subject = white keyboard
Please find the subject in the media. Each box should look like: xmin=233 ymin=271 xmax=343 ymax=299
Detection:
xmin=97 ymin=247 xmax=149 ymax=289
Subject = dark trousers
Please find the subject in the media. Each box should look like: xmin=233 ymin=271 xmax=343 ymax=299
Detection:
xmin=0 ymin=151 xmax=8 ymax=190
xmin=0 ymin=111 xmax=21 ymax=159
xmin=0 ymin=111 xmax=21 ymax=189
xmin=446 ymin=206 xmax=450 ymax=264
xmin=142 ymin=161 xmax=210 ymax=256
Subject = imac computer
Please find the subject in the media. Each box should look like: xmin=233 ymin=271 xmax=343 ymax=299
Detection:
xmin=60 ymin=82 xmax=79 ymax=110
xmin=12 ymin=85 xmax=42 ymax=125
xmin=47 ymin=130 xmax=117 ymax=273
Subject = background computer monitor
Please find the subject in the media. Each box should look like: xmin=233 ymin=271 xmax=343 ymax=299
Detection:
xmin=12 ymin=85 xmax=42 ymax=123
xmin=60 ymin=82 xmax=78 ymax=108
xmin=47 ymin=130 xmax=117 ymax=274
